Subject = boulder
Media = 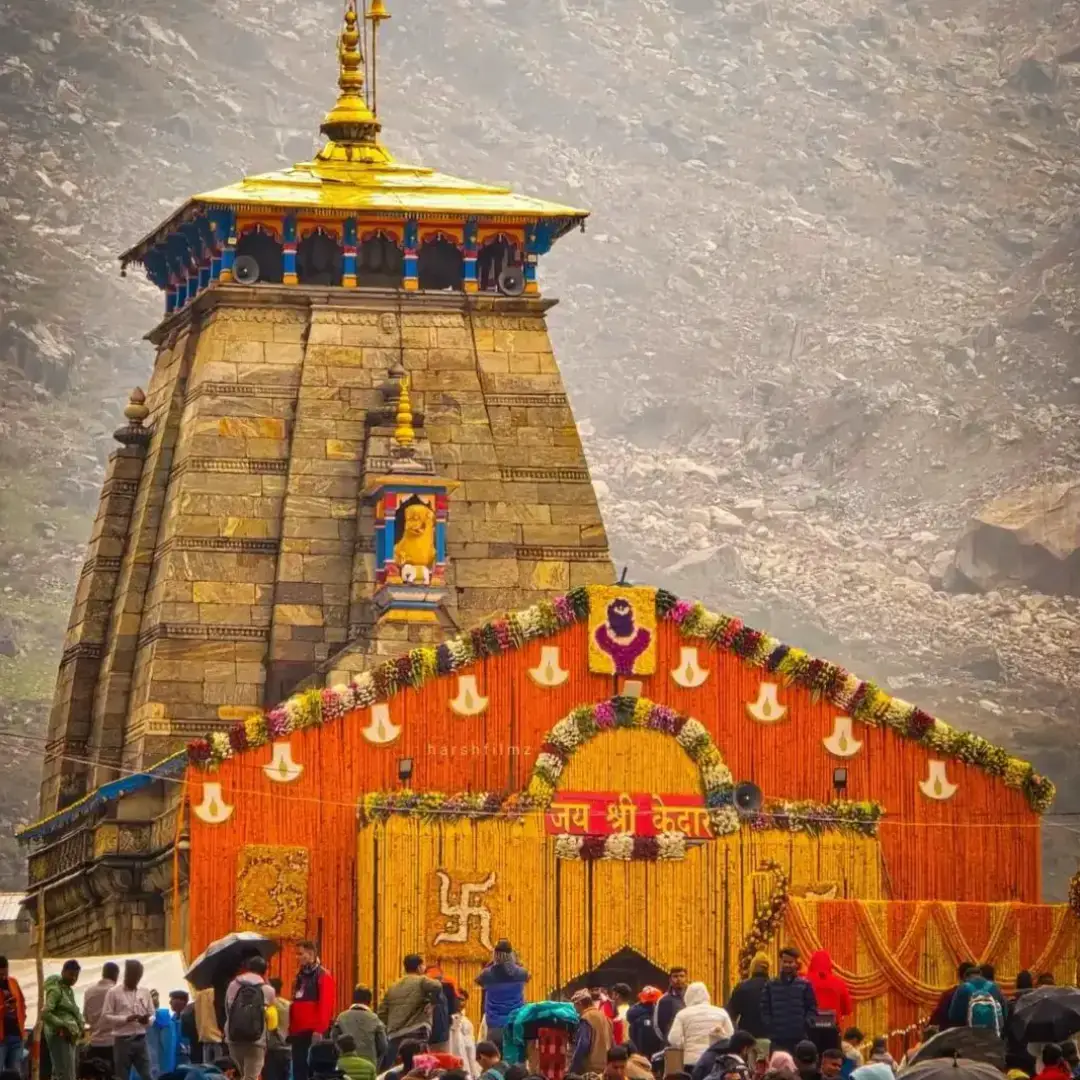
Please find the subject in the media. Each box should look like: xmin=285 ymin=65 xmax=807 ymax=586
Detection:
xmin=928 ymin=550 xmax=954 ymax=589
xmin=954 ymin=483 xmax=1080 ymax=596
xmin=709 ymin=507 xmax=746 ymax=533
xmin=956 ymin=644 xmax=1005 ymax=682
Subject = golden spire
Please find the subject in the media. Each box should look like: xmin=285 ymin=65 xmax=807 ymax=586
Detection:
xmin=393 ymin=373 xmax=415 ymax=449
xmin=318 ymin=1 xmax=387 ymax=164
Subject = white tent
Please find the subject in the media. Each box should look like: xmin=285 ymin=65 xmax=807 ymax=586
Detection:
xmin=10 ymin=952 xmax=189 ymax=1030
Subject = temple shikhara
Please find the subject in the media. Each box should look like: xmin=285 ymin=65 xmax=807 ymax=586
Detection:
xmin=19 ymin=0 xmax=1077 ymax=1050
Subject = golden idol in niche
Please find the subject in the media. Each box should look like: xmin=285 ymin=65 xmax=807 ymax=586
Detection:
xmin=392 ymin=496 xmax=436 ymax=584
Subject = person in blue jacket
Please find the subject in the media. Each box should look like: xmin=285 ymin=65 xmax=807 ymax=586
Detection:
xmin=475 ymin=941 xmax=529 ymax=1051
xmin=948 ymin=964 xmax=1007 ymax=1033
xmin=149 ymin=991 xmax=192 ymax=1077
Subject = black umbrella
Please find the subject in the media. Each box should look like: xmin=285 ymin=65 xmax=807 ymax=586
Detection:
xmin=906 ymin=1028 xmax=1005 ymax=1070
xmin=898 ymin=1057 xmax=1004 ymax=1080
xmin=1009 ymin=986 xmax=1080 ymax=1045
xmin=184 ymin=931 xmax=278 ymax=991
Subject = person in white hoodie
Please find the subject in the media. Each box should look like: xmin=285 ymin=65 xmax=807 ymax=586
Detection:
xmin=667 ymin=983 xmax=734 ymax=1067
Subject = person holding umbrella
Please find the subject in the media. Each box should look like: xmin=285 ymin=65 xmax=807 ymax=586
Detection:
xmin=1008 ymin=983 xmax=1080 ymax=1070
xmin=186 ymin=933 xmax=280 ymax=1069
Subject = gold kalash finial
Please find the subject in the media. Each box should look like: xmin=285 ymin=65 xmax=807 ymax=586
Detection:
xmin=393 ymin=372 xmax=416 ymax=450
xmin=317 ymin=1 xmax=392 ymax=166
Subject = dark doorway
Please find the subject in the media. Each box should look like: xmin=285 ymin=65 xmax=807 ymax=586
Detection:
xmin=477 ymin=237 xmax=514 ymax=291
xmin=357 ymin=233 xmax=404 ymax=288
xmin=418 ymin=237 xmax=463 ymax=290
xmin=298 ymin=230 xmax=343 ymax=286
xmin=235 ymin=229 xmax=284 ymax=283
xmin=554 ymin=946 xmax=670 ymax=1000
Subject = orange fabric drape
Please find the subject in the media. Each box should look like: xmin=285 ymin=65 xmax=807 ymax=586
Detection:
xmin=188 ymin=618 xmax=1047 ymax=1007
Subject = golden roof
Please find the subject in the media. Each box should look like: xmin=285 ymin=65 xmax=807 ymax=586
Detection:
xmin=119 ymin=1 xmax=587 ymax=267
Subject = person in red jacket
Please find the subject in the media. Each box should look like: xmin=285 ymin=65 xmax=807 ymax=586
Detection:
xmin=291 ymin=940 xmax=337 ymax=1080
xmin=806 ymin=952 xmax=852 ymax=1032
xmin=1039 ymin=1044 xmax=1074 ymax=1080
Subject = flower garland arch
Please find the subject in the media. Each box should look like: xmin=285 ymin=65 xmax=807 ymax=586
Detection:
xmin=185 ymin=584 xmax=1055 ymax=818
xmin=527 ymin=696 xmax=741 ymax=836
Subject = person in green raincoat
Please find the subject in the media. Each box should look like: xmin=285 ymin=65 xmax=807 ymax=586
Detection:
xmin=42 ymin=960 xmax=83 ymax=1080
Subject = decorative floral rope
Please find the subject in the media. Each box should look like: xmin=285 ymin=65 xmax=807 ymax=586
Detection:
xmin=357 ymin=698 xmax=880 ymax=837
xmin=186 ymin=585 xmax=1054 ymax=814
xmin=529 ymin=696 xmax=739 ymax=836
xmin=738 ymin=860 xmax=790 ymax=977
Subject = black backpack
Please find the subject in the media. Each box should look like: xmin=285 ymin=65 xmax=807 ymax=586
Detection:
xmin=228 ymin=982 xmax=266 ymax=1044
xmin=706 ymin=1055 xmax=751 ymax=1080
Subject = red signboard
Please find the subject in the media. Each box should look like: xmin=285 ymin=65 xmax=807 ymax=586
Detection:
xmin=543 ymin=791 xmax=713 ymax=838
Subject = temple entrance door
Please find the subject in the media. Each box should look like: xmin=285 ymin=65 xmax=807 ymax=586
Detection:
xmin=556 ymin=945 xmax=669 ymax=998
xmin=546 ymin=726 xmax=737 ymax=996
xmin=552 ymin=839 xmax=735 ymax=998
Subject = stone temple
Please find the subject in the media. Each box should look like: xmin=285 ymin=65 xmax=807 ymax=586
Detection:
xmin=24 ymin=1 xmax=614 ymax=953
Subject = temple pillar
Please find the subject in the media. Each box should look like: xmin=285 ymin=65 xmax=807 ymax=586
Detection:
xmin=283 ymin=215 xmax=299 ymax=285
xmin=403 ymin=219 xmax=418 ymax=290
xmin=343 ymin=218 xmax=358 ymax=288
xmin=464 ymin=218 xmax=479 ymax=293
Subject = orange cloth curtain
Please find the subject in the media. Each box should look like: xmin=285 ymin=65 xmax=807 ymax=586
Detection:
xmin=187 ymin=620 xmax=1044 ymax=1004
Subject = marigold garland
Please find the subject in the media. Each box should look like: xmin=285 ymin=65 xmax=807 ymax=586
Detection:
xmin=738 ymin=859 xmax=790 ymax=977
xmin=528 ymin=697 xmax=739 ymax=835
xmin=186 ymin=586 xmax=1054 ymax=814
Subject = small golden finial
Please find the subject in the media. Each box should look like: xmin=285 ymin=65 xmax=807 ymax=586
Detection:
xmin=114 ymin=387 xmax=152 ymax=447
xmin=393 ymin=372 xmax=415 ymax=449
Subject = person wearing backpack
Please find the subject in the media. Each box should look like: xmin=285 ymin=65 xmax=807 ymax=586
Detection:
xmin=948 ymin=964 xmax=1007 ymax=1035
xmin=691 ymin=1028 xmax=756 ymax=1080
xmin=225 ymin=955 xmax=277 ymax=1080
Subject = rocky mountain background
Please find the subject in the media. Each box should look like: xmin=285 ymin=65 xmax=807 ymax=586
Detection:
xmin=1 ymin=0 xmax=1079 ymax=891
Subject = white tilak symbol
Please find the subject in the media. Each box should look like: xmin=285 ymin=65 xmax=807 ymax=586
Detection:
xmin=433 ymin=870 xmax=496 ymax=950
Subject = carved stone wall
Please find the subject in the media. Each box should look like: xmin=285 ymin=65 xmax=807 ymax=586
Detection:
xmin=37 ymin=281 xmax=614 ymax=843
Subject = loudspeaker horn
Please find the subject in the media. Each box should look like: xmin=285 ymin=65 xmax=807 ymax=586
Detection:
xmin=733 ymin=781 xmax=764 ymax=815
xmin=497 ymin=266 xmax=525 ymax=296
xmin=232 ymin=255 xmax=260 ymax=284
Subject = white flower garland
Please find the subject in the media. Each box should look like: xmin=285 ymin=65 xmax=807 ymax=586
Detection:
xmin=552 ymin=832 xmax=688 ymax=861
xmin=676 ymin=718 xmax=709 ymax=749
xmin=554 ymin=834 xmax=584 ymax=859
xmin=708 ymin=806 xmax=741 ymax=836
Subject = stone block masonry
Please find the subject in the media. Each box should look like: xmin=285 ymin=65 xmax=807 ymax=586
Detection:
xmin=39 ymin=286 xmax=614 ymax=823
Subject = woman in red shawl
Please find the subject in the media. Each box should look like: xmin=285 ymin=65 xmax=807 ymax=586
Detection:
xmin=807 ymin=951 xmax=853 ymax=1026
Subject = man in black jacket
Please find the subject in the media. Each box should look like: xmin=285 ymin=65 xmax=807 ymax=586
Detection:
xmin=655 ymin=968 xmax=688 ymax=1042
xmin=726 ymin=955 xmax=770 ymax=1041
xmin=626 ymin=989 xmax=664 ymax=1059
xmin=761 ymin=948 xmax=818 ymax=1054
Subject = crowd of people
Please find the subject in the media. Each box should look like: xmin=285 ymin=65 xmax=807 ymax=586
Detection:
xmin=0 ymin=941 xmax=1073 ymax=1080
